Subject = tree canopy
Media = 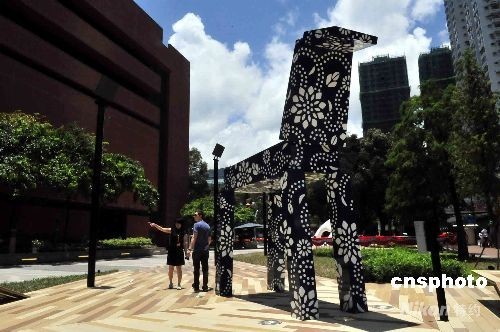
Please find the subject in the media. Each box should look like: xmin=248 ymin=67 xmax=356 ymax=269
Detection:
xmin=451 ymin=50 xmax=500 ymax=222
xmin=180 ymin=195 xmax=256 ymax=225
xmin=188 ymin=147 xmax=209 ymax=200
xmin=337 ymin=130 xmax=392 ymax=234
xmin=385 ymin=96 xmax=449 ymax=226
xmin=0 ymin=111 xmax=158 ymax=211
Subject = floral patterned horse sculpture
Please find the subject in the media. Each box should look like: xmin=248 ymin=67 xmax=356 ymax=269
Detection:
xmin=215 ymin=26 xmax=377 ymax=320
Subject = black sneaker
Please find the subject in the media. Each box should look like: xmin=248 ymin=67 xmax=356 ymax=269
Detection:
xmin=201 ymin=287 xmax=213 ymax=292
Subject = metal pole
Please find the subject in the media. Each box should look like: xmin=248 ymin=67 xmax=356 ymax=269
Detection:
xmin=430 ymin=249 xmax=448 ymax=321
xmin=497 ymin=223 xmax=499 ymax=270
xmin=427 ymin=220 xmax=448 ymax=321
xmin=262 ymin=192 xmax=267 ymax=256
xmin=87 ymin=100 xmax=106 ymax=288
xmin=213 ymin=158 xmax=219 ymax=266
xmin=474 ymin=245 xmax=486 ymax=268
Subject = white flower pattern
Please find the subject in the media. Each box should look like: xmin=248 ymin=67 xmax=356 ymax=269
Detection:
xmin=341 ymin=75 xmax=350 ymax=91
xmin=274 ymin=195 xmax=282 ymax=208
xmin=236 ymin=161 xmax=253 ymax=186
xmin=318 ymin=37 xmax=353 ymax=52
xmin=214 ymin=25 xmax=373 ymax=318
xmin=291 ymin=286 xmax=319 ymax=319
xmin=290 ymin=86 xmax=326 ymax=129
xmin=218 ymin=224 xmax=233 ymax=258
xmin=335 ymin=220 xmax=359 ymax=264
xmin=297 ymin=239 xmax=311 ymax=258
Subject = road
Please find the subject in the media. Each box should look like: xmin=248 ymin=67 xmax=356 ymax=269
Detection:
xmin=0 ymin=248 xmax=262 ymax=283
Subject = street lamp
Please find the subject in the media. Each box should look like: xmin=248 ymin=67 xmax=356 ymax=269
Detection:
xmin=212 ymin=143 xmax=224 ymax=265
xmin=88 ymin=75 xmax=118 ymax=288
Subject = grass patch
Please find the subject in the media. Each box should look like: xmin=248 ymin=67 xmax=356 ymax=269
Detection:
xmin=466 ymin=258 xmax=499 ymax=271
xmin=0 ymin=270 xmax=118 ymax=294
xmin=234 ymin=252 xmax=267 ymax=266
xmin=234 ymin=247 xmax=472 ymax=283
xmin=234 ymin=252 xmax=338 ymax=279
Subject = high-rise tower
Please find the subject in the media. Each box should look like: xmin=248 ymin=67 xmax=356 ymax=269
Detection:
xmin=359 ymin=55 xmax=410 ymax=134
xmin=444 ymin=0 xmax=500 ymax=93
xmin=418 ymin=47 xmax=456 ymax=89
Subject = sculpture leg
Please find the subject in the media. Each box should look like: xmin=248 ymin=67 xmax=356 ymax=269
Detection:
xmin=267 ymin=192 xmax=286 ymax=292
xmin=266 ymin=193 xmax=274 ymax=290
xmin=215 ymin=189 xmax=235 ymax=297
xmin=326 ymin=172 xmax=368 ymax=313
xmin=282 ymin=170 xmax=318 ymax=320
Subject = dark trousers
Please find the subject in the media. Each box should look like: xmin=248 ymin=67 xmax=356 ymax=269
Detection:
xmin=192 ymin=250 xmax=209 ymax=289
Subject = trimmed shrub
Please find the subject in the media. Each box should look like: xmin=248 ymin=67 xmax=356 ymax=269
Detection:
xmin=98 ymin=237 xmax=152 ymax=249
xmin=313 ymin=247 xmax=469 ymax=282
xmin=361 ymin=248 xmax=469 ymax=282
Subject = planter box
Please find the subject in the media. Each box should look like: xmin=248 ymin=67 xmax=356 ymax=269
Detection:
xmin=0 ymin=247 xmax=167 ymax=266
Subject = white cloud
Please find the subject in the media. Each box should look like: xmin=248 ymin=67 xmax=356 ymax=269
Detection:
xmin=273 ymin=8 xmax=299 ymax=37
xmin=314 ymin=0 xmax=432 ymax=136
xmin=168 ymin=2 xmax=436 ymax=167
xmin=411 ymin=0 xmax=443 ymax=21
xmin=169 ymin=13 xmax=291 ymax=167
xmin=438 ymin=27 xmax=450 ymax=46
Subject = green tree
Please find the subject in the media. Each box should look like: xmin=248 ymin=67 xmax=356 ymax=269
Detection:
xmin=0 ymin=112 xmax=158 ymax=208
xmin=338 ymin=131 xmax=391 ymax=234
xmin=451 ymin=50 xmax=500 ymax=223
xmin=101 ymin=153 xmax=158 ymax=211
xmin=306 ymin=179 xmax=328 ymax=231
xmin=180 ymin=195 xmax=255 ymax=227
xmin=339 ymin=134 xmax=367 ymax=230
xmin=0 ymin=112 xmax=53 ymax=253
xmin=40 ymin=125 xmax=95 ymax=201
xmin=420 ymin=81 xmax=469 ymax=260
xmin=385 ymin=97 xmax=449 ymax=232
xmin=40 ymin=124 xmax=95 ymax=246
xmin=358 ymin=129 xmax=392 ymax=234
xmin=0 ymin=111 xmax=159 ymax=252
xmin=0 ymin=112 xmax=53 ymax=195
xmin=180 ymin=195 xmax=214 ymax=222
xmin=188 ymin=148 xmax=209 ymax=200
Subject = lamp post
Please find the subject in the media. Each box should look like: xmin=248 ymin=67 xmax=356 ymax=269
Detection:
xmin=262 ymin=192 xmax=267 ymax=256
xmin=88 ymin=76 xmax=118 ymax=288
xmin=87 ymin=100 xmax=105 ymax=288
xmin=212 ymin=143 xmax=225 ymax=266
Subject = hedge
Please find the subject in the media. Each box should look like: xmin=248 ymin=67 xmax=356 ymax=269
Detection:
xmin=98 ymin=237 xmax=152 ymax=249
xmin=313 ymin=247 xmax=469 ymax=282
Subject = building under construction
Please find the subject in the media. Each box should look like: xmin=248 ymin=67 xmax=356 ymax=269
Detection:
xmin=359 ymin=55 xmax=410 ymax=135
xmin=418 ymin=47 xmax=456 ymax=90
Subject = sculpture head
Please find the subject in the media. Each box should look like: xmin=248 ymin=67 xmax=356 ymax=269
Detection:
xmin=279 ymin=26 xmax=377 ymax=147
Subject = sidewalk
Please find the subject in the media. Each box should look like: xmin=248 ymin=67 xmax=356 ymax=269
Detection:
xmin=446 ymin=245 xmax=500 ymax=259
xmin=466 ymin=245 xmax=500 ymax=259
xmin=0 ymin=260 xmax=498 ymax=331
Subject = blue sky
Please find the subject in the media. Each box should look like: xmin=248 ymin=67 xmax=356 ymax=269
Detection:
xmin=135 ymin=0 xmax=450 ymax=167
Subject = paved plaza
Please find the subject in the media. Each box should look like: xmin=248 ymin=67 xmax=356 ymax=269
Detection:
xmin=0 ymin=249 xmax=255 ymax=283
xmin=0 ymin=255 xmax=173 ymax=283
xmin=1 ymin=257 xmax=499 ymax=331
